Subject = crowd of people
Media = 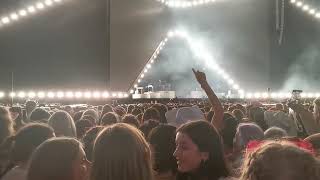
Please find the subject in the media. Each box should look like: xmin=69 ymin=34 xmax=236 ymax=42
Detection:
xmin=0 ymin=69 xmax=320 ymax=180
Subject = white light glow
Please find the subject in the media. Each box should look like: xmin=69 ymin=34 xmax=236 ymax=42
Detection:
xmin=316 ymin=13 xmax=320 ymax=18
xmin=45 ymin=0 xmax=53 ymax=6
xmin=66 ymin=91 xmax=74 ymax=98
xmin=19 ymin=9 xmax=28 ymax=16
xmin=93 ymin=91 xmax=101 ymax=98
xmin=112 ymin=93 xmax=117 ymax=97
xmin=28 ymin=92 xmax=36 ymax=98
xmin=47 ymin=92 xmax=55 ymax=98
xmin=37 ymin=92 xmax=45 ymax=98
xmin=146 ymin=64 xmax=151 ymax=69
xmin=28 ymin=6 xmax=36 ymax=13
xmin=0 ymin=92 xmax=4 ymax=98
xmin=10 ymin=13 xmax=19 ymax=20
xmin=36 ymin=3 xmax=45 ymax=9
xmin=134 ymin=84 xmax=138 ymax=88
xmin=102 ymin=91 xmax=109 ymax=98
xmin=246 ymin=93 xmax=253 ymax=99
xmin=118 ymin=93 xmax=123 ymax=98
xmin=296 ymin=1 xmax=303 ymax=7
xmin=18 ymin=91 xmax=26 ymax=98
xmin=1 ymin=17 xmax=10 ymax=24
xmin=302 ymin=5 xmax=309 ymax=11
xmin=10 ymin=92 xmax=16 ymax=98
xmin=262 ymin=92 xmax=269 ymax=98
xmin=130 ymin=89 xmax=134 ymax=94
xmin=144 ymin=69 xmax=148 ymax=73
xmin=84 ymin=92 xmax=92 ymax=98
xmin=140 ymin=74 xmax=145 ymax=78
xmin=309 ymin=9 xmax=316 ymax=14
xmin=138 ymin=79 xmax=141 ymax=83
xmin=254 ymin=93 xmax=261 ymax=99
xmin=57 ymin=91 xmax=64 ymax=98
xmin=124 ymin=93 xmax=129 ymax=98
xmin=54 ymin=0 xmax=62 ymax=3
xmin=290 ymin=0 xmax=296 ymax=3
xmin=75 ymin=92 xmax=83 ymax=98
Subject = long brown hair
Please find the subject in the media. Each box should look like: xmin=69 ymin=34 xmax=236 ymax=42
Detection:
xmin=91 ymin=123 xmax=153 ymax=180
xmin=27 ymin=137 xmax=82 ymax=180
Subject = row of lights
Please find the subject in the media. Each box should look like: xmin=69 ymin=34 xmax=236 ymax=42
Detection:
xmin=0 ymin=0 xmax=64 ymax=27
xmin=243 ymin=92 xmax=320 ymax=99
xmin=130 ymin=29 xmax=244 ymax=95
xmin=0 ymin=91 xmax=129 ymax=99
xmin=157 ymin=0 xmax=217 ymax=8
xmin=290 ymin=0 xmax=320 ymax=19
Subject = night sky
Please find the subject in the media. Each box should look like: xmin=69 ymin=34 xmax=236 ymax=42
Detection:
xmin=0 ymin=0 xmax=320 ymax=93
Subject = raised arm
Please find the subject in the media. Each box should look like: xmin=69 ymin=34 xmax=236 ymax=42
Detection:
xmin=192 ymin=68 xmax=224 ymax=131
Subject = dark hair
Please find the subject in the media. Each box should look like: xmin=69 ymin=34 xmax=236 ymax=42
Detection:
xmin=9 ymin=106 xmax=24 ymax=130
xmin=152 ymin=104 xmax=168 ymax=123
xmin=127 ymin=105 xmax=135 ymax=114
xmin=143 ymin=108 xmax=160 ymax=123
xmin=76 ymin=119 xmax=94 ymax=139
xmin=73 ymin=111 xmax=84 ymax=122
xmin=139 ymin=120 xmax=160 ymax=138
xmin=101 ymin=104 xmax=113 ymax=117
xmin=132 ymin=108 xmax=142 ymax=116
xmin=221 ymin=116 xmax=239 ymax=151
xmin=29 ymin=108 xmax=51 ymax=122
xmin=81 ymin=115 xmax=96 ymax=125
xmin=27 ymin=138 xmax=82 ymax=180
xmin=122 ymin=114 xmax=140 ymax=128
xmin=249 ymin=107 xmax=268 ymax=131
xmin=176 ymin=120 xmax=229 ymax=180
xmin=82 ymin=126 xmax=104 ymax=161
xmin=99 ymin=112 xmax=119 ymax=126
xmin=232 ymin=109 xmax=244 ymax=122
xmin=148 ymin=124 xmax=177 ymax=173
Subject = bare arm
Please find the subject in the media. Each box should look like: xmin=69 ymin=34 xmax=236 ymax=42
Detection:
xmin=192 ymin=69 xmax=224 ymax=131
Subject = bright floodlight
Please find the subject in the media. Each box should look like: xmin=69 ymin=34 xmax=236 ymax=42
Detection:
xmin=1 ymin=17 xmax=10 ymax=24
xmin=28 ymin=92 xmax=36 ymax=98
xmin=309 ymin=9 xmax=316 ymax=14
xmin=233 ymin=84 xmax=239 ymax=90
xmin=138 ymin=79 xmax=141 ymax=83
xmin=254 ymin=93 xmax=261 ymax=99
xmin=144 ymin=69 xmax=148 ymax=73
xmin=75 ymin=92 xmax=83 ymax=98
xmin=112 ymin=93 xmax=117 ymax=97
xmin=0 ymin=92 xmax=4 ymax=98
xmin=102 ymin=91 xmax=109 ymax=98
xmin=134 ymin=84 xmax=138 ymax=88
xmin=290 ymin=0 xmax=296 ymax=3
xmin=238 ymin=89 xmax=244 ymax=94
xmin=47 ymin=92 xmax=55 ymax=98
xmin=93 ymin=92 xmax=101 ymax=98
xmin=167 ymin=31 xmax=174 ymax=37
xmin=36 ymin=3 xmax=45 ymax=9
xmin=228 ymin=79 xmax=234 ymax=85
xmin=10 ymin=13 xmax=19 ymax=20
xmin=37 ymin=92 xmax=45 ymax=98
xmin=57 ymin=91 xmax=64 ymax=98
xmin=316 ymin=93 xmax=320 ymax=97
xmin=150 ymin=59 xmax=154 ymax=63
xmin=307 ymin=93 xmax=314 ymax=98
xmin=66 ymin=91 xmax=74 ymax=98
xmin=19 ymin=9 xmax=28 ymax=16
xmin=262 ymin=92 xmax=269 ymax=98
xmin=54 ymin=0 xmax=62 ymax=3
xmin=18 ymin=91 xmax=26 ymax=98
xmin=146 ymin=64 xmax=151 ymax=69
xmin=140 ymin=74 xmax=145 ymax=78
xmin=296 ymin=1 xmax=303 ymax=7
xmin=130 ymin=89 xmax=134 ymax=94
xmin=28 ymin=6 xmax=36 ymax=13
xmin=118 ymin=93 xmax=123 ymax=98
xmin=84 ymin=92 xmax=92 ymax=98
xmin=9 ymin=92 xmax=16 ymax=98
xmin=45 ymin=0 xmax=53 ymax=6
xmin=302 ymin=5 xmax=309 ymax=11
xmin=315 ymin=13 xmax=320 ymax=18
xmin=124 ymin=93 xmax=129 ymax=98
xmin=246 ymin=93 xmax=253 ymax=99
xmin=301 ymin=93 xmax=307 ymax=98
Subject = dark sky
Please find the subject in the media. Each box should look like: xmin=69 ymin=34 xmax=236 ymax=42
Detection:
xmin=0 ymin=0 xmax=320 ymax=92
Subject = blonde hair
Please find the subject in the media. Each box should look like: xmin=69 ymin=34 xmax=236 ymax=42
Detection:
xmin=91 ymin=123 xmax=153 ymax=180
xmin=240 ymin=141 xmax=320 ymax=180
xmin=0 ymin=106 xmax=14 ymax=144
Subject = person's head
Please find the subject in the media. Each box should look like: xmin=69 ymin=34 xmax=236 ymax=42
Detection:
xmin=234 ymin=123 xmax=264 ymax=151
xmin=9 ymin=106 xmax=23 ymax=122
xmin=139 ymin=120 xmax=160 ymax=138
xmin=232 ymin=109 xmax=244 ymax=122
xmin=152 ymin=104 xmax=168 ymax=123
xmin=221 ymin=116 xmax=239 ymax=152
xmin=82 ymin=126 xmax=104 ymax=162
xmin=148 ymin=124 xmax=177 ymax=174
xmin=264 ymin=127 xmax=287 ymax=140
xmin=122 ymin=114 xmax=140 ymax=128
xmin=113 ymin=106 xmax=126 ymax=117
xmin=101 ymin=104 xmax=113 ymax=117
xmin=25 ymin=100 xmax=37 ymax=113
xmin=73 ymin=111 xmax=84 ymax=122
xmin=99 ymin=112 xmax=119 ymax=126
xmin=143 ymin=108 xmax=160 ymax=123
xmin=132 ymin=108 xmax=142 ymax=116
xmin=240 ymin=141 xmax=320 ymax=180
xmin=82 ymin=109 xmax=99 ymax=124
xmin=248 ymin=107 xmax=268 ymax=131
xmin=64 ymin=106 xmax=74 ymax=116
xmin=75 ymin=119 xmax=94 ymax=139
xmin=126 ymin=105 xmax=135 ymax=114
xmin=0 ymin=106 xmax=14 ymax=144
xmin=275 ymin=103 xmax=284 ymax=111
xmin=27 ymin=138 xmax=90 ymax=180
xmin=174 ymin=120 xmax=229 ymax=179
xmin=8 ymin=123 xmax=55 ymax=165
xmin=29 ymin=108 xmax=51 ymax=122
xmin=48 ymin=111 xmax=77 ymax=137
xmin=91 ymin=123 xmax=153 ymax=180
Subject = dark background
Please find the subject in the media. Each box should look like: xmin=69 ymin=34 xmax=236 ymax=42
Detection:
xmin=0 ymin=0 xmax=319 ymax=93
